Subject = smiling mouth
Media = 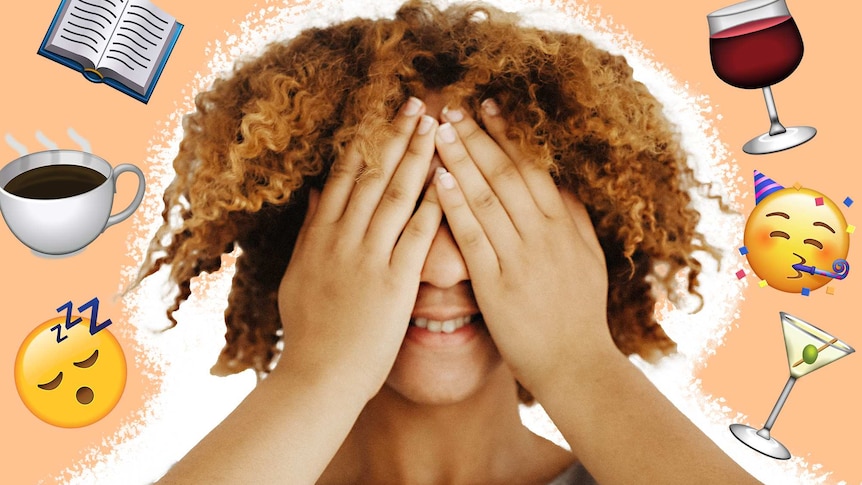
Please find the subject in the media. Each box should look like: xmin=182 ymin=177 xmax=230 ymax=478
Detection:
xmin=788 ymin=253 xmax=805 ymax=279
xmin=409 ymin=313 xmax=483 ymax=334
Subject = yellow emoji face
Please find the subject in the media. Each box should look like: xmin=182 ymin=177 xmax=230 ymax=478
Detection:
xmin=744 ymin=188 xmax=850 ymax=293
xmin=14 ymin=316 xmax=126 ymax=427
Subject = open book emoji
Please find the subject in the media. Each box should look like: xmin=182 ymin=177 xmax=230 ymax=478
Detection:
xmin=38 ymin=0 xmax=183 ymax=103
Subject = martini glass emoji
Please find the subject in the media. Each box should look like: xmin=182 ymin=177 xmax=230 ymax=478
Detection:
xmin=707 ymin=0 xmax=816 ymax=154
xmin=730 ymin=312 xmax=854 ymax=459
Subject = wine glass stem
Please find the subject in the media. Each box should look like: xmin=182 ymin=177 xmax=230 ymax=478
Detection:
xmin=762 ymin=86 xmax=787 ymax=136
xmin=759 ymin=376 xmax=796 ymax=438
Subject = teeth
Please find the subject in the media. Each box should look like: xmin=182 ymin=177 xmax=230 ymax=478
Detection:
xmin=411 ymin=315 xmax=476 ymax=334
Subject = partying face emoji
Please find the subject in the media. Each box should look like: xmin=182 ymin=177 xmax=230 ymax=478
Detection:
xmin=744 ymin=170 xmax=851 ymax=293
xmin=14 ymin=316 xmax=126 ymax=427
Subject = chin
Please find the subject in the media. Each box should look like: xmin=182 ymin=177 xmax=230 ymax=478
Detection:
xmin=381 ymin=333 xmax=505 ymax=406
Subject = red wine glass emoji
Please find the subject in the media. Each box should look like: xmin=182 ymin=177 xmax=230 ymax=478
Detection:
xmin=708 ymin=0 xmax=816 ymax=154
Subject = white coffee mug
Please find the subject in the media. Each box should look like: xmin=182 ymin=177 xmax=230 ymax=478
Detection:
xmin=0 ymin=149 xmax=146 ymax=256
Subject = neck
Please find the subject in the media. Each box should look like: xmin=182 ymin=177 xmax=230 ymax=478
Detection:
xmin=325 ymin=365 xmax=565 ymax=484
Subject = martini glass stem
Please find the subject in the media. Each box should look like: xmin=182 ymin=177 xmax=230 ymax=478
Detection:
xmin=756 ymin=376 xmax=796 ymax=439
xmin=762 ymin=86 xmax=787 ymax=136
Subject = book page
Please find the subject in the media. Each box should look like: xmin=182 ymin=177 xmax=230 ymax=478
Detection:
xmin=45 ymin=0 xmax=127 ymax=68
xmin=97 ymin=0 xmax=176 ymax=91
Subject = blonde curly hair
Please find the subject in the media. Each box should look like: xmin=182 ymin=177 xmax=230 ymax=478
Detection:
xmin=136 ymin=0 xmax=712 ymax=382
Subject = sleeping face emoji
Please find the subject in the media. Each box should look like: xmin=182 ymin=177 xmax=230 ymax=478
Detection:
xmin=14 ymin=316 xmax=126 ymax=427
xmin=744 ymin=171 xmax=850 ymax=293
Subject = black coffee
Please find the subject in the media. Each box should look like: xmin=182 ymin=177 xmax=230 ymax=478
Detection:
xmin=4 ymin=165 xmax=107 ymax=199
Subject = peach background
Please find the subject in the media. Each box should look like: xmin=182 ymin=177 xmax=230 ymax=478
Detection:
xmin=1 ymin=0 xmax=858 ymax=483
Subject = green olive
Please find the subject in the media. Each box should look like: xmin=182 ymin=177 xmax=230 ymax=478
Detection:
xmin=802 ymin=344 xmax=819 ymax=365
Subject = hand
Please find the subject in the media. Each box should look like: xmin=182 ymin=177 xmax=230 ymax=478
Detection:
xmin=432 ymin=100 xmax=616 ymax=394
xmin=275 ymin=98 xmax=441 ymax=400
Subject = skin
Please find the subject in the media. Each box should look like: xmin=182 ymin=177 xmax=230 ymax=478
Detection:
xmin=157 ymin=95 xmax=759 ymax=485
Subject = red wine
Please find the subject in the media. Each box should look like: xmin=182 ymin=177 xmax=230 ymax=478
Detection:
xmin=710 ymin=16 xmax=803 ymax=89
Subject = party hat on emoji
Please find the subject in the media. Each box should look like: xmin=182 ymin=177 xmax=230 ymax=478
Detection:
xmin=754 ymin=170 xmax=784 ymax=205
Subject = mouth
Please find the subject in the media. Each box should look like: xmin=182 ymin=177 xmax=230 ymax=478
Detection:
xmin=788 ymin=253 xmax=805 ymax=279
xmin=409 ymin=313 xmax=483 ymax=334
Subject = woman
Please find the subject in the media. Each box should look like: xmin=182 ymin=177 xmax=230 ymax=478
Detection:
xmin=136 ymin=1 xmax=758 ymax=483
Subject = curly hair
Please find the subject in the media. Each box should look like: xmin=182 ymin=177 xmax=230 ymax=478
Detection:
xmin=135 ymin=0 xmax=711 ymax=382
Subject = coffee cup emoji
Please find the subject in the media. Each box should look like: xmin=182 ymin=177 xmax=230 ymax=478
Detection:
xmin=0 ymin=149 xmax=145 ymax=256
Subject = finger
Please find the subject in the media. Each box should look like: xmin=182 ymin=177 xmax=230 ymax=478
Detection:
xmin=433 ymin=167 xmax=500 ymax=277
xmin=289 ymin=189 xmax=323 ymax=264
xmin=313 ymin=146 xmax=364 ymax=225
xmin=441 ymin=106 xmax=542 ymax=233
xmin=478 ymin=98 xmax=568 ymax=219
xmin=295 ymin=187 xmax=321 ymax=241
xmin=435 ymin=122 xmax=520 ymax=256
xmin=342 ymin=97 xmax=426 ymax=232
xmin=560 ymin=191 xmax=605 ymax=264
xmin=391 ymin=184 xmax=443 ymax=275
xmin=366 ymin=115 xmax=438 ymax=250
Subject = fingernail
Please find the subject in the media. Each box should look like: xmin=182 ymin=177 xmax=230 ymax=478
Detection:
xmin=404 ymin=97 xmax=423 ymax=116
xmin=481 ymin=98 xmax=500 ymax=116
xmin=442 ymin=106 xmax=464 ymax=123
xmin=438 ymin=123 xmax=457 ymax=143
xmin=436 ymin=167 xmax=456 ymax=189
xmin=417 ymin=115 xmax=435 ymax=135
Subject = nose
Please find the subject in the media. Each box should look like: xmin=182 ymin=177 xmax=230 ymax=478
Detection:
xmin=420 ymin=222 xmax=469 ymax=288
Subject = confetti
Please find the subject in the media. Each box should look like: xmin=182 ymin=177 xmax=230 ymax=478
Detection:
xmin=814 ymin=197 xmax=823 ymax=206
xmin=738 ymin=246 xmax=749 ymax=255
xmin=801 ymin=287 xmax=810 ymax=296
xmin=847 ymin=225 xmax=856 ymax=234
xmin=826 ymin=286 xmax=835 ymax=295
xmin=758 ymin=279 xmax=769 ymax=288
xmin=843 ymin=197 xmax=854 ymax=207
xmin=735 ymin=269 xmax=746 ymax=279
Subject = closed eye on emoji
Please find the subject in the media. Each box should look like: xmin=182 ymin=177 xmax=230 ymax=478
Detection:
xmin=74 ymin=350 xmax=98 ymax=368
xmin=770 ymin=231 xmax=790 ymax=239
xmin=36 ymin=350 xmax=99 ymax=392
xmin=804 ymin=239 xmax=823 ymax=249
xmin=37 ymin=372 xmax=63 ymax=390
